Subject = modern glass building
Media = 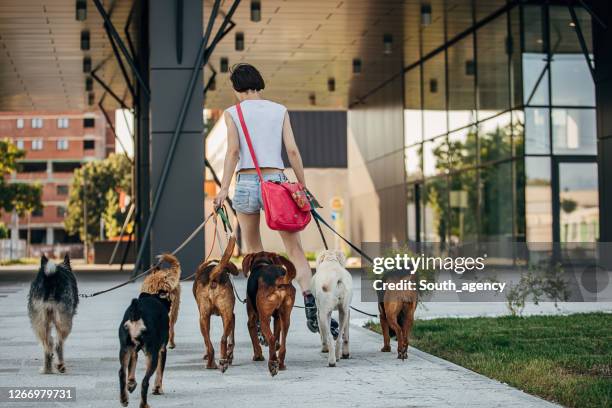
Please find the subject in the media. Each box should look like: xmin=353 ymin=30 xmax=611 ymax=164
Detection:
xmin=399 ymin=2 xmax=598 ymax=245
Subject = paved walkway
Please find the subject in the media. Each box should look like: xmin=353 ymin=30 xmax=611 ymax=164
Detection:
xmin=0 ymin=273 xmax=559 ymax=408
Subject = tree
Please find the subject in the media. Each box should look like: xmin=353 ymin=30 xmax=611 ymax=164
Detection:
xmin=64 ymin=154 xmax=132 ymax=243
xmin=0 ymin=139 xmax=43 ymax=221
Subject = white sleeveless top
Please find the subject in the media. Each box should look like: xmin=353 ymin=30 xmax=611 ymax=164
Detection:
xmin=225 ymin=99 xmax=287 ymax=171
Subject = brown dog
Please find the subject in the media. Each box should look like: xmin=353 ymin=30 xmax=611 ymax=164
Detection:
xmin=242 ymin=251 xmax=296 ymax=376
xmin=141 ymin=254 xmax=181 ymax=349
xmin=377 ymin=270 xmax=417 ymax=360
xmin=192 ymin=248 xmax=238 ymax=372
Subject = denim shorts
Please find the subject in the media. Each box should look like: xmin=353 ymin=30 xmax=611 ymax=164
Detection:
xmin=232 ymin=172 xmax=288 ymax=214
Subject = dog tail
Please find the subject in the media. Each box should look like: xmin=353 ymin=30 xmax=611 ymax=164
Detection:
xmin=126 ymin=299 xmax=141 ymax=322
xmin=209 ymin=235 xmax=236 ymax=282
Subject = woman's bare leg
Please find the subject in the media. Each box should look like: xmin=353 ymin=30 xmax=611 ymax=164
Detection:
xmin=237 ymin=212 xmax=263 ymax=253
xmin=278 ymin=230 xmax=310 ymax=292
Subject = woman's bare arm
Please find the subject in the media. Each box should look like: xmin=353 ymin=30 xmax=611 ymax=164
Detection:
xmin=282 ymin=111 xmax=307 ymax=187
xmin=213 ymin=111 xmax=240 ymax=208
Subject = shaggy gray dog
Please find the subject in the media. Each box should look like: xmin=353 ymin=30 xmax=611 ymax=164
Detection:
xmin=27 ymin=254 xmax=78 ymax=373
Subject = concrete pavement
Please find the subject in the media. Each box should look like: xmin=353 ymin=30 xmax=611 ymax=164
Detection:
xmin=0 ymin=273 xmax=559 ymax=408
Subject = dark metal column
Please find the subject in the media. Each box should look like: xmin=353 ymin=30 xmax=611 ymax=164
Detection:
xmin=590 ymin=0 xmax=612 ymax=242
xmin=135 ymin=0 xmax=151 ymax=270
xmin=148 ymin=0 xmax=204 ymax=275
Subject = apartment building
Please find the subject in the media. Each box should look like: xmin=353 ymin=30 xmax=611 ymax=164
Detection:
xmin=0 ymin=111 xmax=113 ymax=250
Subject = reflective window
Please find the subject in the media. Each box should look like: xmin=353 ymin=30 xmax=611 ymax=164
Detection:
xmin=407 ymin=184 xmax=418 ymax=242
xmin=552 ymin=108 xmax=596 ymax=155
xmin=512 ymin=110 xmax=525 ymax=157
xmin=522 ymin=54 xmax=549 ymax=106
xmin=404 ymin=66 xmax=422 ymax=146
xmin=31 ymin=139 xmax=43 ymax=150
xmin=525 ymin=157 xmax=552 ymax=242
xmin=446 ymin=0 xmax=473 ymax=39
xmin=524 ymin=108 xmax=550 ymax=154
xmin=550 ymin=54 xmax=595 ymax=106
xmin=423 ymin=52 xmax=447 ymax=139
xmin=559 ymin=162 xmax=599 ymax=242
xmin=523 ymin=5 xmax=546 ymax=53
xmin=31 ymin=118 xmax=43 ymax=128
xmin=423 ymin=177 xmax=448 ymax=242
xmin=15 ymin=139 xmax=25 ymax=149
xmin=477 ymin=13 xmax=509 ymax=120
xmin=549 ymin=6 xmax=592 ymax=54
xmin=16 ymin=118 xmax=24 ymax=129
xmin=480 ymin=161 xmax=514 ymax=241
xmin=447 ymin=35 xmax=476 ymax=131
xmin=448 ymin=126 xmax=477 ymax=169
xmin=479 ymin=112 xmax=512 ymax=163
xmin=421 ymin=0 xmax=445 ymax=56
xmin=509 ymin=6 xmax=522 ymax=107
xmin=475 ymin=0 xmax=506 ymax=23
xmin=423 ymin=136 xmax=448 ymax=177
xmin=449 ymin=169 xmax=478 ymax=243
xmin=405 ymin=145 xmax=423 ymax=182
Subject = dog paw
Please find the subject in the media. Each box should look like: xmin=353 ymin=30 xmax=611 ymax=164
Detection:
xmin=56 ymin=363 xmax=66 ymax=373
xmin=321 ymin=346 xmax=329 ymax=353
xmin=380 ymin=345 xmax=391 ymax=352
xmin=268 ymin=360 xmax=279 ymax=376
xmin=120 ymin=396 xmax=129 ymax=407
xmin=152 ymin=386 xmax=163 ymax=395
xmin=252 ymin=355 xmax=265 ymax=362
xmin=397 ymin=350 xmax=408 ymax=361
xmin=328 ymin=362 xmax=336 ymax=367
xmin=127 ymin=380 xmax=137 ymax=393
xmin=219 ymin=359 xmax=229 ymax=373
xmin=341 ymin=353 xmax=350 ymax=359
xmin=139 ymin=403 xmax=149 ymax=408
xmin=279 ymin=362 xmax=286 ymax=371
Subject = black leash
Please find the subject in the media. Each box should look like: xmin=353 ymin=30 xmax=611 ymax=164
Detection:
xmin=312 ymin=212 xmax=329 ymax=250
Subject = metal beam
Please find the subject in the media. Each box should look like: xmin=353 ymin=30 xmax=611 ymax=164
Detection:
xmin=104 ymin=21 xmax=136 ymax=101
xmin=91 ymin=70 xmax=129 ymax=110
xmin=124 ymin=2 xmax=137 ymax=61
xmin=92 ymin=0 xmax=150 ymax=99
xmin=175 ymin=0 xmax=184 ymax=64
xmin=568 ymin=4 xmax=596 ymax=82
xmin=133 ymin=0 xmax=236 ymax=273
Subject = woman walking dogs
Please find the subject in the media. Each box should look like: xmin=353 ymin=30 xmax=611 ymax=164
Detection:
xmin=213 ymin=63 xmax=338 ymax=337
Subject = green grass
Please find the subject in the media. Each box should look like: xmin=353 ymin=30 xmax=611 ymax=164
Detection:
xmin=0 ymin=257 xmax=39 ymax=266
xmin=365 ymin=313 xmax=612 ymax=408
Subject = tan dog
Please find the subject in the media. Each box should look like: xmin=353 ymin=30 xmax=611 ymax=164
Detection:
xmin=377 ymin=270 xmax=417 ymax=360
xmin=242 ymin=251 xmax=296 ymax=376
xmin=192 ymin=237 xmax=238 ymax=372
xmin=141 ymin=254 xmax=181 ymax=349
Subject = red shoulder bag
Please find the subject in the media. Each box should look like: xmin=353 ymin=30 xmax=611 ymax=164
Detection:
xmin=235 ymin=103 xmax=311 ymax=232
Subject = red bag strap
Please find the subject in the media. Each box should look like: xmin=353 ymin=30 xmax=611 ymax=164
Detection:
xmin=235 ymin=102 xmax=264 ymax=182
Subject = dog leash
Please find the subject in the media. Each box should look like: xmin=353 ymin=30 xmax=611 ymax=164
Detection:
xmin=79 ymin=211 xmax=216 ymax=298
xmin=212 ymin=208 xmax=246 ymax=304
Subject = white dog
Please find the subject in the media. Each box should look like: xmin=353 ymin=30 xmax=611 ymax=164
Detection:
xmin=311 ymin=250 xmax=352 ymax=367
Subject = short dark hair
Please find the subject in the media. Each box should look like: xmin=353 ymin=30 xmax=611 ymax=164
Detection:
xmin=229 ymin=63 xmax=265 ymax=92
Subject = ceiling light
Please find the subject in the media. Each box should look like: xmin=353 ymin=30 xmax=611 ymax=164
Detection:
xmin=82 ymin=57 xmax=92 ymax=73
xmin=76 ymin=0 xmax=87 ymax=21
xmin=421 ymin=4 xmax=432 ymax=26
xmin=309 ymin=93 xmax=316 ymax=106
xmin=251 ymin=1 xmax=261 ymax=22
xmin=85 ymin=77 xmax=93 ymax=92
xmin=353 ymin=58 xmax=362 ymax=74
xmin=383 ymin=34 xmax=393 ymax=55
xmin=80 ymin=30 xmax=90 ymax=50
xmin=328 ymin=78 xmax=336 ymax=92
xmin=220 ymin=57 xmax=229 ymax=73
xmin=235 ymin=32 xmax=244 ymax=51
xmin=429 ymin=79 xmax=438 ymax=93
xmin=569 ymin=21 xmax=576 ymax=27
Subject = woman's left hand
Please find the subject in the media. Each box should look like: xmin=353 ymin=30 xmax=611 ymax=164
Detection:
xmin=213 ymin=188 xmax=229 ymax=209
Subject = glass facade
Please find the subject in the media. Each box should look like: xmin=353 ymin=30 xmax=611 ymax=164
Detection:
xmin=403 ymin=2 xmax=598 ymax=244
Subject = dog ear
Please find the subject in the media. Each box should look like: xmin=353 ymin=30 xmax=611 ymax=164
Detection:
xmin=226 ymin=262 xmax=239 ymax=276
xmin=335 ymin=250 xmax=346 ymax=267
xmin=315 ymin=251 xmax=326 ymax=268
xmin=275 ymin=254 xmax=296 ymax=281
xmin=241 ymin=254 xmax=255 ymax=277
xmin=63 ymin=253 xmax=71 ymax=268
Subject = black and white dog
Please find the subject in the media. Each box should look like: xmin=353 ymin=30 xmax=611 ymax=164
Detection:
xmin=27 ymin=254 xmax=78 ymax=374
xmin=118 ymin=292 xmax=171 ymax=408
